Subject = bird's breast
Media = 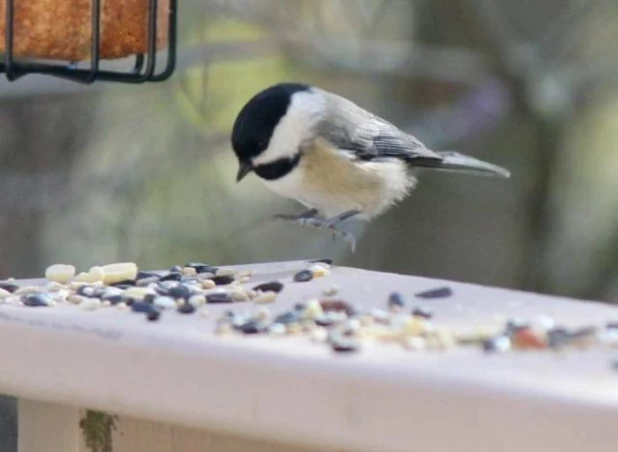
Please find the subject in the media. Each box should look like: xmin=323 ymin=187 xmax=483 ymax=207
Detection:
xmin=260 ymin=139 xmax=415 ymax=219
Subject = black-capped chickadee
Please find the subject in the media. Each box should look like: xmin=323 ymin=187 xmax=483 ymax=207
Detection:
xmin=231 ymin=82 xmax=510 ymax=251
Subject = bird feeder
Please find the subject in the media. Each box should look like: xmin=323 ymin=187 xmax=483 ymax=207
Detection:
xmin=0 ymin=0 xmax=177 ymax=83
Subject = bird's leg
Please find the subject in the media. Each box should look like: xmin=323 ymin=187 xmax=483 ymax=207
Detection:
xmin=272 ymin=208 xmax=319 ymax=222
xmin=297 ymin=209 xmax=362 ymax=252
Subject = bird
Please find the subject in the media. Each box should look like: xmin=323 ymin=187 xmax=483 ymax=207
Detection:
xmin=230 ymin=82 xmax=510 ymax=251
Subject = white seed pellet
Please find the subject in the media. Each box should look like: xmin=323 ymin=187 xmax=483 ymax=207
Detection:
xmin=51 ymin=289 xmax=70 ymax=302
xmin=346 ymin=318 xmax=361 ymax=332
xmin=188 ymin=294 xmax=206 ymax=307
xmin=102 ymin=287 xmax=124 ymax=297
xmin=75 ymin=267 xmax=104 ymax=283
xmin=67 ymin=294 xmax=87 ymax=304
xmin=269 ymin=323 xmax=287 ymax=335
xmin=116 ymin=302 xmax=129 ymax=310
xmin=154 ymin=296 xmax=176 ymax=309
xmin=247 ymin=290 xmax=258 ymax=299
xmin=0 ymin=288 xmax=12 ymax=299
xmin=101 ymin=262 xmax=138 ymax=284
xmin=253 ymin=291 xmax=277 ymax=305
xmin=101 ymin=300 xmax=111 ymax=307
xmin=230 ymin=289 xmax=249 ymax=302
xmin=68 ymin=281 xmax=89 ymax=291
xmin=182 ymin=267 xmax=197 ymax=276
xmin=202 ymin=279 xmax=216 ymax=290
xmin=80 ymin=298 xmax=101 ymax=311
xmin=322 ymin=285 xmax=340 ymax=296
xmin=239 ymin=276 xmax=252 ymax=283
xmin=399 ymin=316 xmax=429 ymax=336
xmin=45 ymin=264 xmax=76 ymax=284
xmin=309 ymin=264 xmax=331 ymax=278
xmin=303 ymin=299 xmax=324 ymax=320
xmin=215 ymin=267 xmax=236 ymax=277
xmin=123 ymin=287 xmax=155 ymax=299
xmin=199 ymin=309 xmax=210 ymax=318
xmin=311 ymin=327 xmax=329 ymax=342
xmin=44 ymin=281 xmax=67 ymax=292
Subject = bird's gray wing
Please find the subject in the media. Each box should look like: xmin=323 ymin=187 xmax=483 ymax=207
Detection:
xmin=317 ymin=90 xmax=443 ymax=163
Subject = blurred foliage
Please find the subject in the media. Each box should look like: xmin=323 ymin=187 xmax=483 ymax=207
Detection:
xmin=0 ymin=0 xmax=617 ymax=304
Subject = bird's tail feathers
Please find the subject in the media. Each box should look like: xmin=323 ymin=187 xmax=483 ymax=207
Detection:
xmin=409 ymin=151 xmax=511 ymax=178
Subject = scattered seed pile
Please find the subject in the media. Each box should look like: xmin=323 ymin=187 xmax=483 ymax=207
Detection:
xmin=1 ymin=260 xmax=618 ymax=364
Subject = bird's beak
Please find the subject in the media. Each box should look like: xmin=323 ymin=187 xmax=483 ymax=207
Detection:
xmin=236 ymin=160 xmax=253 ymax=183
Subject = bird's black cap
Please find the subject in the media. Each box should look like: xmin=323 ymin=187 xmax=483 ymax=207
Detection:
xmin=231 ymin=82 xmax=311 ymax=178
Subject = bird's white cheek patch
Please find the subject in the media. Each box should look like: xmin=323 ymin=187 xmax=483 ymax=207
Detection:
xmin=260 ymin=171 xmax=315 ymax=208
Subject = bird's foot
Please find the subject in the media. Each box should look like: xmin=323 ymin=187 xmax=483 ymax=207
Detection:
xmin=296 ymin=210 xmax=361 ymax=252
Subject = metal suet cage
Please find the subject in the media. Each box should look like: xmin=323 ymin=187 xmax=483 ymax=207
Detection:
xmin=0 ymin=0 xmax=177 ymax=83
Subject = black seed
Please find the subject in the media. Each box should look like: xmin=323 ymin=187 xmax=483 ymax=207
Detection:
xmin=213 ymin=275 xmax=235 ymax=286
xmin=0 ymin=282 xmax=19 ymax=293
xmin=293 ymin=270 xmax=313 ymax=282
xmin=310 ymin=258 xmax=333 ymax=265
xmin=159 ymin=272 xmax=182 ymax=282
xmin=238 ymin=320 xmax=268 ymax=334
xmin=170 ymin=265 xmax=182 ymax=272
xmin=103 ymin=295 xmax=123 ymax=305
xmin=606 ymin=322 xmax=618 ymax=330
xmin=143 ymin=294 xmax=156 ymax=304
xmin=252 ymin=281 xmax=284 ymax=293
xmin=123 ymin=298 xmax=135 ymax=307
xmin=111 ymin=279 xmax=136 ymax=287
xmin=132 ymin=301 xmax=155 ymax=313
xmin=168 ymin=285 xmax=190 ymax=299
xmin=23 ymin=293 xmax=53 ymax=307
xmin=137 ymin=271 xmax=160 ymax=280
xmin=147 ymin=310 xmax=161 ymax=321
xmin=177 ymin=303 xmax=196 ymax=314
xmin=113 ymin=284 xmax=133 ymax=290
xmin=388 ymin=292 xmax=405 ymax=308
xmin=294 ymin=303 xmax=306 ymax=311
xmin=206 ymin=293 xmax=233 ymax=304
xmin=185 ymin=263 xmax=218 ymax=274
xmin=136 ymin=276 xmax=160 ymax=286
xmin=330 ymin=338 xmax=360 ymax=353
xmin=315 ymin=315 xmax=336 ymax=327
xmin=415 ymin=286 xmax=453 ymax=299
xmin=411 ymin=307 xmax=433 ymax=319
xmin=274 ymin=311 xmax=301 ymax=325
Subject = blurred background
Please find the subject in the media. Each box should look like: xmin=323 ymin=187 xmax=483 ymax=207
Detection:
xmin=0 ymin=1 xmax=618 ymax=449
xmin=1 ymin=0 xmax=618 ymax=300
